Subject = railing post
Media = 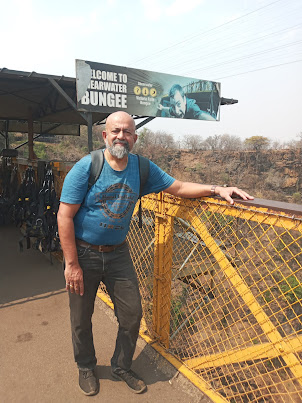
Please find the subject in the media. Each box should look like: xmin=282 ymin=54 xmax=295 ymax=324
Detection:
xmin=152 ymin=193 xmax=174 ymax=348
xmin=28 ymin=108 xmax=35 ymax=161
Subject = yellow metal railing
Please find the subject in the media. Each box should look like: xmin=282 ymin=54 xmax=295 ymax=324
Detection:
xmin=98 ymin=193 xmax=302 ymax=403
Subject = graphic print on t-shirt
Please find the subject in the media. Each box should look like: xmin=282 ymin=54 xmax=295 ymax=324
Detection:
xmin=95 ymin=183 xmax=137 ymax=221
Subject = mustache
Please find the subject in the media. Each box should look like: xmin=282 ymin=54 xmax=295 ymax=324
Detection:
xmin=113 ymin=139 xmax=128 ymax=146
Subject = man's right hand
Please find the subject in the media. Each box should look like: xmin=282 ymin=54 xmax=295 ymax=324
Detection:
xmin=65 ymin=263 xmax=84 ymax=296
xmin=57 ymin=202 xmax=84 ymax=296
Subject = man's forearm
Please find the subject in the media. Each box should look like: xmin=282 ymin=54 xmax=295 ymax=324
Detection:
xmin=165 ymin=181 xmax=218 ymax=198
xmin=57 ymin=215 xmax=79 ymax=267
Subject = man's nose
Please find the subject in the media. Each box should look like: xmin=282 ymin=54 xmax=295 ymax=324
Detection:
xmin=117 ymin=130 xmax=126 ymax=139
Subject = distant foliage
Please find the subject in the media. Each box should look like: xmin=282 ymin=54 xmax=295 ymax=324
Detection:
xmin=182 ymin=133 xmax=243 ymax=151
xmin=292 ymin=192 xmax=301 ymax=204
xmin=285 ymin=132 xmax=302 ymax=150
xmin=218 ymin=133 xmax=243 ymax=151
xmin=134 ymin=128 xmax=175 ymax=160
xmin=3 ymin=126 xmax=302 ymax=204
xmin=34 ymin=143 xmax=47 ymax=160
xmin=182 ymin=134 xmax=204 ymax=151
xmin=244 ymin=136 xmax=270 ymax=151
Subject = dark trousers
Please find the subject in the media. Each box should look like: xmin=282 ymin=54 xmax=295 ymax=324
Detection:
xmin=68 ymin=242 xmax=142 ymax=371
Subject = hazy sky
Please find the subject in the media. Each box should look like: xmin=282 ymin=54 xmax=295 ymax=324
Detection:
xmin=1 ymin=0 xmax=301 ymax=142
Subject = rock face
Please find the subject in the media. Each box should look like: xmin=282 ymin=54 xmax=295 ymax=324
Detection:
xmin=165 ymin=149 xmax=302 ymax=203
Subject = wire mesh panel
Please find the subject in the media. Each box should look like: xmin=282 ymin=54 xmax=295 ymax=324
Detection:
xmin=99 ymin=192 xmax=302 ymax=402
xmin=128 ymin=197 xmax=158 ymax=334
xmin=167 ymin=197 xmax=302 ymax=402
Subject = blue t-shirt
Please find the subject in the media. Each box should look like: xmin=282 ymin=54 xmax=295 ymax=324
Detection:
xmin=60 ymin=152 xmax=175 ymax=245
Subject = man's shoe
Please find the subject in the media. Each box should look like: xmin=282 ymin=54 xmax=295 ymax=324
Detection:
xmin=111 ymin=368 xmax=147 ymax=394
xmin=79 ymin=369 xmax=99 ymax=396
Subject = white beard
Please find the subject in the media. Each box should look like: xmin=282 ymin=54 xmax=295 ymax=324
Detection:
xmin=105 ymin=139 xmax=130 ymax=159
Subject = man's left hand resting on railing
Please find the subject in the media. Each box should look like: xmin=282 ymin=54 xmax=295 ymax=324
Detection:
xmin=165 ymin=181 xmax=254 ymax=205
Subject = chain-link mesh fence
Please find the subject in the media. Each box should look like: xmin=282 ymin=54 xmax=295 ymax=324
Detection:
xmin=99 ymin=193 xmax=302 ymax=402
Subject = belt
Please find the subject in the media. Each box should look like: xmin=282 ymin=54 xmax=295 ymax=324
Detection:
xmin=76 ymin=239 xmax=126 ymax=253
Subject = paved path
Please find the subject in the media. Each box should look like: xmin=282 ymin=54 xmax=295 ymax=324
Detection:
xmin=0 ymin=225 xmax=212 ymax=402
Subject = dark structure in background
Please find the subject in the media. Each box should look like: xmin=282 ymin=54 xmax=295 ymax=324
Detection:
xmin=0 ymin=68 xmax=109 ymax=156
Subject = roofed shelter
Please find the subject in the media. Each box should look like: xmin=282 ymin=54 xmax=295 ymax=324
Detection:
xmin=0 ymin=68 xmax=110 ymax=158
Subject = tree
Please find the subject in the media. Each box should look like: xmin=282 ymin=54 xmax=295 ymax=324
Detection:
xmin=182 ymin=134 xmax=203 ymax=151
xmin=134 ymin=128 xmax=175 ymax=163
xmin=296 ymin=132 xmax=302 ymax=148
xmin=153 ymin=130 xmax=175 ymax=149
xmin=203 ymin=134 xmax=220 ymax=151
xmin=271 ymin=140 xmax=283 ymax=150
xmin=136 ymin=128 xmax=175 ymax=149
xmin=218 ymin=134 xmax=243 ymax=151
xmin=244 ymin=136 xmax=270 ymax=151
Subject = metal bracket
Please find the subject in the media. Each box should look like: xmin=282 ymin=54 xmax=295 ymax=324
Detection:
xmin=135 ymin=116 xmax=155 ymax=129
xmin=48 ymin=78 xmax=88 ymax=122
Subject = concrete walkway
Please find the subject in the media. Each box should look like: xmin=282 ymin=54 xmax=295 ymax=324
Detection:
xmin=0 ymin=225 xmax=212 ymax=403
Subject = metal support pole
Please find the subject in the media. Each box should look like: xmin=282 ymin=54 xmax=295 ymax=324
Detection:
xmin=5 ymin=120 xmax=9 ymax=148
xmin=28 ymin=109 xmax=35 ymax=160
xmin=87 ymin=112 xmax=93 ymax=152
xmin=152 ymin=193 xmax=174 ymax=348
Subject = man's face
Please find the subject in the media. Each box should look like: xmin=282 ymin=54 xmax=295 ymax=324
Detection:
xmin=170 ymin=91 xmax=186 ymax=118
xmin=103 ymin=112 xmax=137 ymax=159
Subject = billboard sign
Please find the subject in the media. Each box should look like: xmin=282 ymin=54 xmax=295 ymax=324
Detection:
xmin=76 ymin=59 xmax=221 ymax=121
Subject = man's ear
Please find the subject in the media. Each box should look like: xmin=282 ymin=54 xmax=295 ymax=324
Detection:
xmin=134 ymin=133 xmax=138 ymax=144
xmin=102 ymin=130 xmax=107 ymax=142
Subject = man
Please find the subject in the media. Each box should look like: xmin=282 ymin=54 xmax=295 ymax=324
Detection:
xmin=57 ymin=111 xmax=253 ymax=397
xmin=158 ymin=84 xmax=215 ymax=120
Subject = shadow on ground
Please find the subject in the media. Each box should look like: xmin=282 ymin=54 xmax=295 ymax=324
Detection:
xmin=0 ymin=225 xmax=65 ymax=304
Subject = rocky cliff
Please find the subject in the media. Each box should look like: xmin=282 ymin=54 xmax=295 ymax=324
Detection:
xmin=162 ymin=148 xmax=302 ymax=203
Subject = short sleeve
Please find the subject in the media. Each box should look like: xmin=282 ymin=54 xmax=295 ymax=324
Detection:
xmin=60 ymin=155 xmax=91 ymax=204
xmin=141 ymin=160 xmax=175 ymax=196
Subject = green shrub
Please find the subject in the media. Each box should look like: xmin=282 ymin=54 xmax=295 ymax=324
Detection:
xmin=292 ymin=192 xmax=301 ymax=203
xmin=34 ymin=143 xmax=47 ymax=159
